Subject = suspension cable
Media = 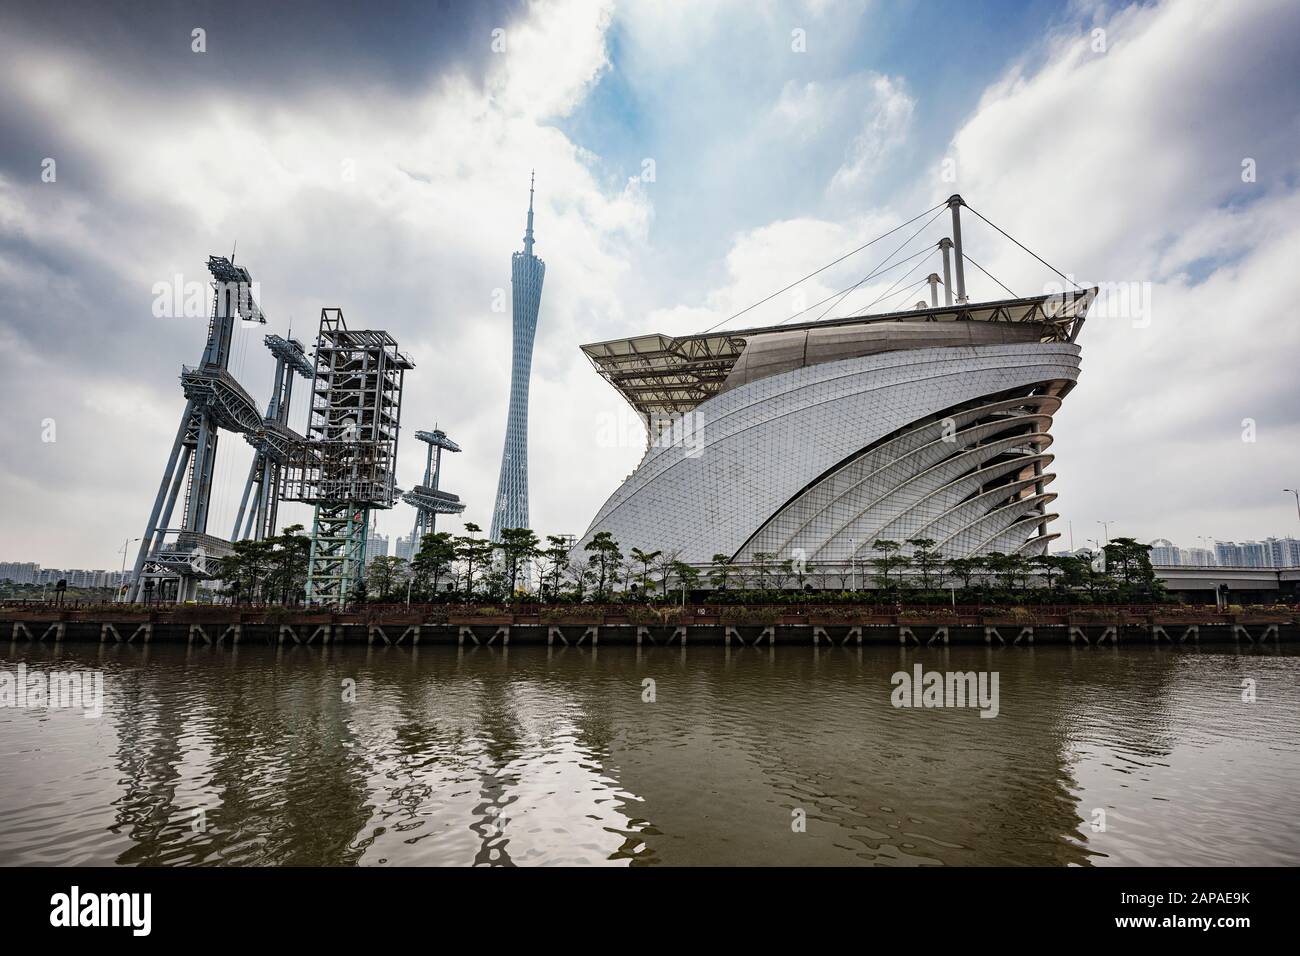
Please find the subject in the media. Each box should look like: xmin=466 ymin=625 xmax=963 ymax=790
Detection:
xmin=774 ymin=243 xmax=937 ymax=327
xmin=962 ymin=252 xmax=1017 ymax=298
xmin=887 ymin=276 xmax=934 ymax=313
xmin=806 ymin=205 xmax=947 ymax=324
xmin=702 ymin=200 xmax=947 ymax=333
xmin=854 ymin=243 xmax=939 ymax=316
xmin=963 ymin=204 xmax=1084 ymax=291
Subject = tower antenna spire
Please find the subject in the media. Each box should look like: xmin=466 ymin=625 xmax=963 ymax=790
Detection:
xmin=524 ymin=170 xmax=536 ymax=256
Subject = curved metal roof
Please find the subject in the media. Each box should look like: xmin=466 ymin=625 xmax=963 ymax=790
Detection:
xmin=580 ymin=289 xmax=1096 ymax=420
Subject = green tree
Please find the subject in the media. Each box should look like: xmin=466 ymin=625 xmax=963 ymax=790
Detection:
xmin=654 ymin=549 xmax=681 ymax=600
xmin=455 ymin=522 xmax=493 ymax=598
xmin=668 ymin=560 xmax=700 ymax=605
xmin=566 ymin=559 xmax=595 ymax=601
xmin=214 ymin=537 xmax=275 ymax=604
xmin=1064 ymin=551 xmax=1107 ymax=599
xmin=790 ymin=553 xmax=815 ymax=591
xmin=540 ymin=535 xmax=572 ymax=600
xmin=1104 ymin=537 xmax=1163 ymax=600
xmin=708 ymin=553 xmax=734 ymax=592
xmin=584 ymin=531 xmax=622 ymax=599
xmin=907 ymin=538 xmax=944 ymax=591
xmin=1103 ymin=537 xmax=1149 ymax=587
xmin=477 ymin=564 xmax=509 ymax=602
xmin=984 ymin=552 xmax=1018 ymax=593
xmin=412 ymin=531 xmax=456 ymax=598
xmin=777 ymin=557 xmax=794 ymax=592
xmin=946 ymin=556 xmax=985 ymax=591
xmin=266 ymin=524 xmax=311 ymax=604
xmin=630 ymin=547 xmax=662 ymax=594
xmin=366 ymin=556 xmax=408 ymax=602
xmin=871 ymin=539 xmax=909 ymax=593
xmin=1031 ymin=554 xmax=1069 ymax=593
xmin=496 ymin=527 xmax=541 ymax=598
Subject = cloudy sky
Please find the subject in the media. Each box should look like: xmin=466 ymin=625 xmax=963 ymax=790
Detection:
xmin=2 ymin=0 xmax=1298 ymax=570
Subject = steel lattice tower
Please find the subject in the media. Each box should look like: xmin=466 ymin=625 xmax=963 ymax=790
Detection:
xmin=489 ymin=172 xmax=545 ymax=543
xmin=128 ymin=255 xmax=267 ymax=603
xmin=282 ymin=308 xmax=414 ymax=606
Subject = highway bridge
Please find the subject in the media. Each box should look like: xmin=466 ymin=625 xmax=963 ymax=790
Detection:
xmin=1155 ymin=565 xmax=1300 ymax=602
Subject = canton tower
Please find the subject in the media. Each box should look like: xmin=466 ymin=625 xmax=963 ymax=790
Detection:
xmin=490 ymin=172 xmax=545 ymax=542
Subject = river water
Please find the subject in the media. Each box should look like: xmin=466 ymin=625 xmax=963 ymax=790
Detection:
xmin=0 ymin=643 xmax=1296 ymax=866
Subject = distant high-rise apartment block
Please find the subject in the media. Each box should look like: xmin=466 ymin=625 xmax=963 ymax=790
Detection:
xmin=0 ymin=564 xmax=126 ymax=588
xmin=365 ymin=531 xmax=390 ymax=565
xmin=1149 ymin=538 xmax=1179 ymax=566
xmin=1216 ymin=540 xmax=1270 ymax=568
xmin=1180 ymin=546 xmax=1217 ymax=567
xmin=1267 ymin=536 xmax=1300 ymax=568
xmin=0 ymin=562 xmax=40 ymax=585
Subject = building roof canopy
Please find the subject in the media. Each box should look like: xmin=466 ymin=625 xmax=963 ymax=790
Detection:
xmin=580 ymin=290 xmax=1096 ymax=420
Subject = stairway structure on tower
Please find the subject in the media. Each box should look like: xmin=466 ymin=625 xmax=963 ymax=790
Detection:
xmin=282 ymin=308 xmax=414 ymax=606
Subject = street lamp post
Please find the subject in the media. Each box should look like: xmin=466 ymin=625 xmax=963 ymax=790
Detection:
xmin=1097 ymin=521 xmax=1112 ymax=545
xmin=1285 ymin=489 xmax=1300 ymax=525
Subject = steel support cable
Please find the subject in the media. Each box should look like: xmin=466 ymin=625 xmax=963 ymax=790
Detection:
xmin=702 ymin=200 xmax=947 ymax=333
xmin=963 ymin=204 xmax=1085 ymax=291
xmin=887 ymin=275 xmax=935 ymax=313
xmin=962 ymin=252 xmax=1017 ymax=298
xmin=807 ymin=205 xmax=948 ymax=324
xmin=769 ymin=240 xmax=946 ymax=327
xmin=854 ymin=239 xmax=942 ymax=316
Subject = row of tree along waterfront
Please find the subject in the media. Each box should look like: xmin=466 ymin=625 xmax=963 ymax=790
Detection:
xmin=210 ymin=524 xmax=1169 ymax=606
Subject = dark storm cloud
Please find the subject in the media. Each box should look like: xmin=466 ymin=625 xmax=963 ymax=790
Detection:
xmin=0 ymin=0 xmax=527 ymax=371
xmin=0 ymin=0 xmax=520 ymax=170
xmin=0 ymin=0 xmax=525 ymax=91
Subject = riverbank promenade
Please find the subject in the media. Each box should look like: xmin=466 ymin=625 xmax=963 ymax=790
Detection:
xmin=3 ymin=601 xmax=1295 ymax=647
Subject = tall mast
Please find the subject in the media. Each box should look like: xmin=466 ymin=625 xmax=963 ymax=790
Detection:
xmin=523 ymin=170 xmax=536 ymax=257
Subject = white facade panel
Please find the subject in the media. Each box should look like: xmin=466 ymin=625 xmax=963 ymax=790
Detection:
xmin=578 ymin=342 xmax=1081 ymax=564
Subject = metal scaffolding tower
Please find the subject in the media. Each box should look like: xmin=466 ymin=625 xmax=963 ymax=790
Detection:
xmin=231 ymin=334 xmax=314 ymax=542
xmin=128 ymin=255 xmax=267 ymax=603
xmin=402 ymin=429 xmax=466 ymax=553
xmin=282 ymin=308 xmax=414 ymax=606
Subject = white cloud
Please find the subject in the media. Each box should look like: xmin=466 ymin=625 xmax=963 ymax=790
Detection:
xmin=933 ymin=0 xmax=1300 ymax=544
xmin=0 ymin=0 xmax=647 ymax=566
xmin=633 ymin=0 xmax=1300 ymax=546
xmin=488 ymin=0 xmax=615 ymax=118
xmin=826 ymin=74 xmax=914 ymax=194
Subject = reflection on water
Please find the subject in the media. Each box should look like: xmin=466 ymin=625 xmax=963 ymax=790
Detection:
xmin=0 ymin=644 xmax=1297 ymax=866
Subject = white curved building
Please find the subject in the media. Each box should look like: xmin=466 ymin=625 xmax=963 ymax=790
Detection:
xmin=577 ymin=290 xmax=1095 ymax=568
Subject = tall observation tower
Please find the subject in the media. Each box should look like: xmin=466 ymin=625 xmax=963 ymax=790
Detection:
xmin=490 ymin=172 xmax=546 ymax=542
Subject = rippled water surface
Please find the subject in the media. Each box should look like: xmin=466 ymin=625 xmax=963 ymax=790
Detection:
xmin=1 ymin=644 xmax=1297 ymax=866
